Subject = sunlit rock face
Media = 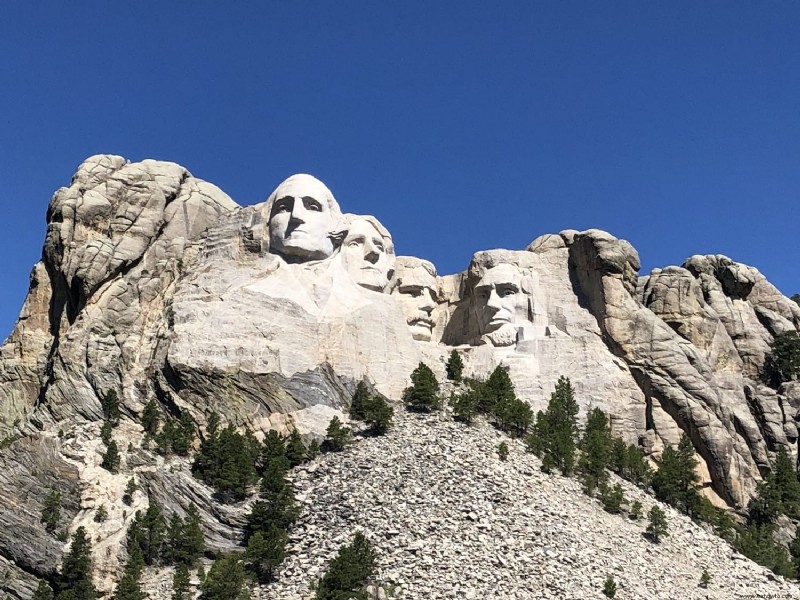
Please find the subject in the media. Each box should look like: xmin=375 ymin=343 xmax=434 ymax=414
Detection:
xmin=1 ymin=156 xmax=800 ymax=590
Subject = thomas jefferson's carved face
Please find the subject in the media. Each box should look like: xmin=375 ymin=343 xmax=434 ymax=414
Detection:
xmin=392 ymin=263 xmax=437 ymax=342
xmin=341 ymin=219 xmax=395 ymax=291
xmin=268 ymin=176 xmax=337 ymax=261
xmin=473 ymin=264 xmax=530 ymax=346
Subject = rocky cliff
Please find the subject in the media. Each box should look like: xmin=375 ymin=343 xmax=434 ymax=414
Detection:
xmin=0 ymin=155 xmax=798 ymax=597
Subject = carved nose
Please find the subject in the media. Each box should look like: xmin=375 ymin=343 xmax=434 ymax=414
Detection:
xmin=420 ymin=291 xmax=435 ymax=313
xmin=290 ymin=202 xmax=307 ymax=223
xmin=364 ymin=249 xmax=379 ymax=264
xmin=486 ymin=289 xmax=502 ymax=310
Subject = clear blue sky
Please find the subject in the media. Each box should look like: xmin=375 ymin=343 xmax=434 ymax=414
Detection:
xmin=2 ymin=2 xmax=798 ymax=341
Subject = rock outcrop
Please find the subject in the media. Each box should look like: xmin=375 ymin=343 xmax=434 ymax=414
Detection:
xmin=0 ymin=155 xmax=798 ymax=595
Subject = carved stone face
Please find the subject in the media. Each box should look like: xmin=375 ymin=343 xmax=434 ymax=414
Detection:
xmin=391 ymin=260 xmax=437 ymax=342
xmin=268 ymin=175 xmax=338 ymax=261
xmin=341 ymin=218 xmax=395 ymax=291
xmin=473 ymin=263 xmax=530 ymax=346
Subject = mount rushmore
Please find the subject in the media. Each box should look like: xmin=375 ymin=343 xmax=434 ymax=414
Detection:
xmin=0 ymin=155 xmax=799 ymax=592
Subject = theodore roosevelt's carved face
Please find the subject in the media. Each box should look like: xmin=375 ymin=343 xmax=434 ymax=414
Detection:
xmin=340 ymin=218 xmax=396 ymax=291
xmin=473 ymin=263 xmax=530 ymax=346
xmin=267 ymin=174 xmax=340 ymax=261
xmin=391 ymin=258 xmax=438 ymax=342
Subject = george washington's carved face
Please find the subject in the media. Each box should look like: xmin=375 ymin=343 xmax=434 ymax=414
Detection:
xmin=267 ymin=175 xmax=339 ymax=261
xmin=340 ymin=218 xmax=395 ymax=291
xmin=473 ymin=264 xmax=530 ymax=346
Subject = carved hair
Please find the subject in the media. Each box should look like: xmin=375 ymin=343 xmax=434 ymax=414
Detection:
xmin=388 ymin=256 xmax=438 ymax=295
xmin=330 ymin=214 xmax=395 ymax=255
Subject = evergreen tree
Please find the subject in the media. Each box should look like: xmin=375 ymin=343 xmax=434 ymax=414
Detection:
xmin=789 ymin=524 xmax=800 ymax=578
xmin=101 ymin=440 xmax=121 ymax=473
xmin=748 ymin=473 xmax=783 ymax=528
xmin=307 ymin=439 xmax=320 ymax=460
xmin=112 ymin=543 xmax=145 ymax=600
xmin=736 ymin=523 xmax=795 ymax=578
xmin=245 ymin=525 xmax=287 ymax=583
xmin=141 ymin=399 xmax=160 ymax=436
xmin=100 ymin=421 xmax=113 ymax=446
xmin=791 ymin=294 xmax=800 ymax=307
xmin=602 ymin=575 xmax=617 ymax=598
xmin=324 ymin=417 xmax=351 ymax=452
xmin=200 ymin=553 xmax=250 ymax=600
xmin=246 ymin=458 xmax=299 ymax=536
xmin=315 ymin=532 xmax=376 ymax=600
xmin=646 ymin=506 xmax=668 ymax=542
xmin=578 ymin=407 xmax=613 ymax=493
xmin=165 ymin=512 xmax=185 ymax=565
xmin=445 ymin=350 xmax=464 ymax=382
xmin=403 ymin=362 xmax=440 ymax=412
xmin=450 ymin=388 xmax=478 ymax=425
xmin=32 ymin=581 xmax=54 ymax=600
xmin=652 ymin=434 xmax=700 ymax=516
xmin=764 ymin=331 xmax=800 ymax=387
xmin=155 ymin=419 xmax=176 ymax=456
xmin=285 ymin=429 xmax=307 ymax=467
xmin=622 ymin=443 xmax=654 ymax=488
xmin=123 ymin=478 xmax=138 ymax=506
xmin=101 ymin=389 xmax=121 ymax=426
xmin=536 ymin=376 xmax=579 ymax=475
xmin=629 ymin=500 xmax=643 ymax=520
xmin=349 ymin=381 xmax=372 ymax=422
xmin=172 ymin=412 xmax=196 ymax=456
xmin=497 ymin=441 xmax=509 ymax=461
xmin=600 ymin=483 xmax=626 ymax=514
xmin=699 ymin=569 xmax=711 ymax=588
xmin=192 ymin=423 xmax=260 ymax=502
xmin=41 ymin=487 xmax=61 ymax=534
xmin=260 ymin=430 xmax=286 ymax=472
xmin=773 ymin=446 xmax=800 ymax=518
xmin=94 ymin=505 xmax=108 ymax=523
xmin=57 ymin=527 xmax=97 ymax=600
xmin=481 ymin=366 xmax=516 ymax=415
xmin=359 ymin=394 xmax=394 ymax=435
xmin=172 ymin=563 xmax=191 ymax=600
xmin=128 ymin=505 xmax=166 ymax=566
xmin=178 ymin=504 xmax=206 ymax=565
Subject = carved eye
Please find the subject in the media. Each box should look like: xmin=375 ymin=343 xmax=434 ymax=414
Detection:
xmin=275 ymin=199 xmax=291 ymax=213
xmin=374 ymin=241 xmax=384 ymax=252
xmin=499 ymin=286 xmax=519 ymax=297
xmin=303 ymin=197 xmax=322 ymax=212
xmin=347 ymin=236 xmax=365 ymax=247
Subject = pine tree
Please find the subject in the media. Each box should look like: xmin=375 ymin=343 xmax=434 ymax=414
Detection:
xmin=602 ymin=575 xmax=617 ymax=598
xmin=101 ymin=389 xmax=121 ymax=425
xmin=245 ymin=525 xmax=287 ymax=583
xmin=192 ymin=423 xmax=260 ymax=502
xmin=748 ymin=472 xmax=783 ymax=528
xmin=481 ymin=366 xmax=515 ymax=415
xmin=307 ymin=439 xmax=320 ymax=460
xmin=629 ymin=500 xmax=643 ymax=520
xmin=172 ymin=563 xmax=191 ymax=600
xmin=315 ymin=532 xmax=376 ymax=600
xmin=578 ymin=407 xmax=612 ymax=494
xmin=123 ymin=478 xmax=138 ymax=506
xmin=172 ymin=412 xmax=196 ymax=456
xmin=497 ymin=441 xmax=509 ymax=461
xmin=646 ymin=506 xmax=668 ymax=542
xmin=246 ymin=458 xmax=299 ymax=536
xmin=764 ymin=331 xmax=800 ymax=387
xmin=101 ymin=440 xmax=121 ymax=473
xmin=789 ymin=524 xmax=800 ymax=578
xmin=450 ymin=388 xmax=478 ymax=425
xmin=349 ymin=381 xmax=372 ymax=422
xmin=773 ymin=446 xmax=800 ymax=518
xmin=128 ymin=505 xmax=166 ymax=566
xmin=699 ymin=569 xmax=711 ymax=588
xmin=445 ymin=350 xmax=464 ymax=382
xmin=403 ymin=362 xmax=440 ymax=412
xmin=178 ymin=504 xmax=206 ymax=565
xmin=113 ymin=543 xmax=145 ymax=600
xmin=41 ymin=487 xmax=61 ymax=534
xmin=260 ymin=430 xmax=286 ymax=472
xmin=200 ymin=552 xmax=250 ymax=600
xmin=94 ymin=505 xmax=108 ymax=523
xmin=600 ymin=483 xmax=626 ymax=514
xmin=363 ymin=394 xmax=394 ymax=435
xmin=100 ymin=421 xmax=113 ymax=446
xmin=537 ymin=376 xmax=579 ymax=476
xmin=32 ymin=581 xmax=54 ymax=600
xmin=324 ymin=417 xmax=351 ymax=452
xmin=58 ymin=527 xmax=97 ymax=600
xmin=652 ymin=434 xmax=700 ymax=516
xmin=141 ymin=399 xmax=160 ymax=437
xmin=285 ymin=430 xmax=307 ymax=467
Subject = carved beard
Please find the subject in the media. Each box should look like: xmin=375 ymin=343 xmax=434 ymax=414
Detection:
xmin=483 ymin=324 xmax=518 ymax=347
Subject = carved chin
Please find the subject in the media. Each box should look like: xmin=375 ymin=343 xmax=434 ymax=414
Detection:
xmin=483 ymin=324 xmax=518 ymax=347
xmin=408 ymin=320 xmax=433 ymax=342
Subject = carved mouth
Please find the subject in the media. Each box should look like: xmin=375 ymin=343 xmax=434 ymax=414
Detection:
xmin=409 ymin=318 xmax=434 ymax=329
